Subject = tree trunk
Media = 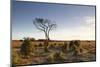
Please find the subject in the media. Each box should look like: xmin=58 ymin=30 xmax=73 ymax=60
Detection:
xmin=44 ymin=32 xmax=49 ymax=52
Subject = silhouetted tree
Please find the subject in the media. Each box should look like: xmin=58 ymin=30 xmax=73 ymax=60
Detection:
xmin=33 ymin=18 xmax=57 ymax=40
xmin=33 ymin=18 xmax=57 ymax=52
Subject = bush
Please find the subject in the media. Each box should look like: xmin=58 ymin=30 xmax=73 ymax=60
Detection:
xmin=68 ymin=40 xmax=82 ymax=61
xmin=68 ymin=40 xmax=80 ymax=55
xmin=54 ymin=43 xmax=57 ymax=46
xmin=49 ymin=44 xmax=54 ymax=48
xmin=12 ymin=64 xmax=16 ymax=67
xmin=30 ymin=38 xmax=35 ymax=41
xmin=38 ymin=43 xmax=43 ymax=47
xmin=19 ymin=39 xmax=23 ymax=42
xmin=12 ymin=51 xmax=20 ymax=65
xmin=62 ymin=42 xmax=68 ymax=53
xmin=20 ymin=38 xmax=33 ymax=58
xmin=74 ymin=40 xmax=80 ymax=47
xmin=69 ymin=41 xmax=75 ymax=51
xmin=53 ymin=52 xmax=65 ymax=63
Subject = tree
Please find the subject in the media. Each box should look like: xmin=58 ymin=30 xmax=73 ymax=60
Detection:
xmin=20 ymin=38 xmax=33 ymax=58
xmin=33 ymin=18 xmax=57 ymax=40
xmin=33 ymin=18 xmax=57 ymax=52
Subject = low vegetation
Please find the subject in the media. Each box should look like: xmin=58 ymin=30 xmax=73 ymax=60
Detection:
xmin=12 ymin=39 xmax=96 ymax=66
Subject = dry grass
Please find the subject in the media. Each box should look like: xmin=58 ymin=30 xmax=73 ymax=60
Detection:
xmin=12 ymin=40 xmax=96 ymax=66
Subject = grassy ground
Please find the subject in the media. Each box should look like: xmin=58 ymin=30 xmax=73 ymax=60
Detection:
xmin=12 ymin=40 xmax=96 ymax=66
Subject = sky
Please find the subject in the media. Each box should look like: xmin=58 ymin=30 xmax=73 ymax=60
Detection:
xmin=12 ymin=1 xmax=96 ymax=40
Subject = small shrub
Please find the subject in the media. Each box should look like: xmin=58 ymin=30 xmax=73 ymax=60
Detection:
xmin=19 ymin=39 xmax=23 ymax=42
xmin=74 ymin=40 xmax=80 ymax=47
xmin=68 ymin=40 xmax=82 ymax=62
xmin=49 ymin=44 xmax=54 ymax=48
xmin=69 ymin=41 xmax=75 ymax=51
xmin=30 ymin=38 xmax=35 ymax=41
xmin=20 ymin=38 xmax=33 ymax=58
xmin=38 ymin=43 xmax=43 ymax=47
xmin=54 ymin=43 xmax=57 ymax=46
xmin=62 ymin=42 xmax=68 ymax=53
xmin=53 ymin=52 xmax=65 ymax=63
xmin=12 ymin=51 xmax=20 ymax=65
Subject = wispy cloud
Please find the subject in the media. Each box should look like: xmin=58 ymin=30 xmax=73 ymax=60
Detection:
xmin=50 ymin=16 xmax=95 ymax=40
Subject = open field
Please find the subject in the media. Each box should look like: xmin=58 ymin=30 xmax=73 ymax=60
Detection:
xmin=12 ymin=40 xmax=96 ymax=66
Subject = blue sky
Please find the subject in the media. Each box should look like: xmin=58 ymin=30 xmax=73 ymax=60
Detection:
xmin=12 ymin=1 xmax=95 ymax=40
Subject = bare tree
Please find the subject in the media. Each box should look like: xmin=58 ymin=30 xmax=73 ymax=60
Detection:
xmin=33 ymin=18 xmax=57 ymax=40
xmin=33 ymin=18 xmax=57 ymax=52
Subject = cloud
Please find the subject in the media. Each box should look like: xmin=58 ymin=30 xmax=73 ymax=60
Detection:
xmin=50 ymin=16 xmax=95 ymax=40
xmin=84 ymin=16 xmax=95 ymax=27
xmin=81 ymin=16 xmax=95 ymax=33
xmin=74 ymin=16 xmax=95 ymax=40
